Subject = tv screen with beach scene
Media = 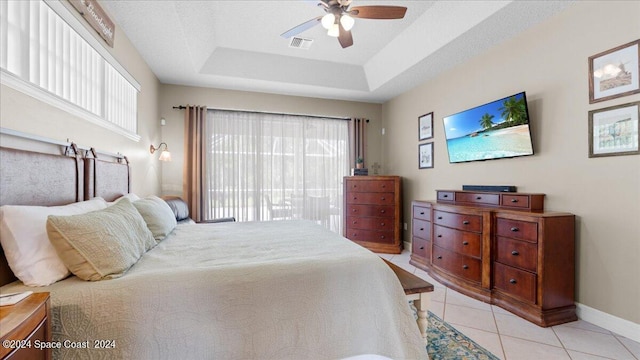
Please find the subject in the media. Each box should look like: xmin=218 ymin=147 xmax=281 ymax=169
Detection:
xmin=443 ymin=92 xmax=534 ymax=163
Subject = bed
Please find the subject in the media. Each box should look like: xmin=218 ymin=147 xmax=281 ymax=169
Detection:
xmin=0 ymin=145 xmax=427 ymax=359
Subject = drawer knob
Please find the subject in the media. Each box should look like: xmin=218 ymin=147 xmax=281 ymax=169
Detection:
xmin=511 ymin=198 xmax=518 ymax=203
xmin=437 ymin=234 xmax=442 ymax=238
xmin=352 ymin=209 xmax=357 ymax=212
xmin=436 ymin=255 xmax=442 ymax=259
xmin=420 ymin=211 xmax=425 ymax=215
xmin=381 ymin=185 xmax=386 ymax=188
xmin=509 ymin=279 xmax=517 ymax=284
xmin=511 ymin=227 xmax=519 ymax=232
xmin=462 ymin=241 xmax=469 ymax=245
xmin=462 ymin=220 xmax=470 ymax=225
xmin=419 ymin=228 xmax=424 ymax=231
xmin=381 ymin=197 xmax=386 ymax=201
xmin=437 ymin=216 xmax=443 ymax=220
xmin=511 ymin=250 xmax=519 ymax=256
xmin=462 ymin=265 xmax=469 ymax=270
xmin=381 ymin=223 xmax=385 ymax=226
xmin=353 ymin=197 xmax=357 ymax=200
xmin=380 ymin=235 xmax=385 ymax=239
xmin=419 ymin=246 xmax=424 ymax=250
xmin=476 ymin=196 xmax=482 ymax=200
xmin=380 ymin=210 xmax=386 ymax=213
xmin=443 ymin=194 xmax=449 ymax=198
xmin=352 ymin=221 xmax=357 ymax=224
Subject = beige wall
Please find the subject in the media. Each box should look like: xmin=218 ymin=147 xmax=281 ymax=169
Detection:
xmin=0 ymin=1 xmax=161 ymax=197
xmin=158 ymin=85 xmax=383 ymax=196
xmin=381 ymin=1 xmax=640 ymax=323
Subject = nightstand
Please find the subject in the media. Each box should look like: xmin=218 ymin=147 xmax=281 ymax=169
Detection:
xmin=0 ymin=292 xmax=51 ymax=360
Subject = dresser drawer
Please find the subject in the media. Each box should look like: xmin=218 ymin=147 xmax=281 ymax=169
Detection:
xmin=437 ymin=191 xmax=454 ymax=201
xmin=496 ymin=218 xmax=538 ymax=243
xmin=432 ymin=246 xmax=481 ymax=283
xmin=346 ymin=192 xmax=395 ymax=205
xmin=412 ymin=219 xmax=431 ymax=240
xmin=495 ymin=236 xmax=538 ymax=272
xmin=412 ymin=237 xmax=431 ymax=260
xmin=346 ymin=205 xmax=395 ymax=218
xmin=455 ymin=192 xmax=500 ymax=206
xmin=413 ymin=205 xmax=431 ymax=221
xmin=433 ymin=210 xmax=482 ymax=232
xmin=346 ymin=179 xmax=395 ymax=193
xmin=347 ymin=216 xmax=394 ymax=231
xmin=346 ymin=228 xmax=394 ymax=244
xmin=500 ymin=194 xmax=530 ymax=209
xmin=494 ymin=262 xmax=536 ymax=304
xmin=433 ymin=225 xmax=481 ymax=258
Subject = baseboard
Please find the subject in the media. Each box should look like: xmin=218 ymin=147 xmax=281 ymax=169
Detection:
xmin=576 ymin=302 xmax=640 ymax=343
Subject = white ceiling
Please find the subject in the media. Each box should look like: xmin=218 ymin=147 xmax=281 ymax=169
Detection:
xmin=101 ymin=0 xmax=573 ymax=103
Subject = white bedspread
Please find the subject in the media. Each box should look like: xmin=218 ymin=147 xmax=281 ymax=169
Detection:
xmin=2 ymin=220 xmax=427 ymax=360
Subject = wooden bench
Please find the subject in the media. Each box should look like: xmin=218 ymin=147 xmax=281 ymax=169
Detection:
xmin=384 ymin=259 xmax=434 ymax=343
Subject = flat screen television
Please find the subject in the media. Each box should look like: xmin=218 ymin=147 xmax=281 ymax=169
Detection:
xmin=443 ymin=92 xmax=534 ymax=163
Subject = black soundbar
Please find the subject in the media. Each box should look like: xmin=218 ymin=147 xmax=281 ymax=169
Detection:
xmin=462 ymin=185 xmax=517 ymax=193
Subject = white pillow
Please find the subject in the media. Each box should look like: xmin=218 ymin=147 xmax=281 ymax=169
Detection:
xmin=107 ymin=193 xmax=140 ymax=206
xmin=0 ymin=198 xmax=108 ymax=286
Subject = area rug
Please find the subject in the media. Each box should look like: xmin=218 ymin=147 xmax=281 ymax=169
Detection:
xmin=426 ymin=311 xmax=501 ymax=360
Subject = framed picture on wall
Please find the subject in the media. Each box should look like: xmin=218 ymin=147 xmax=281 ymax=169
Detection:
xmin=588 ymin=101 xmax=639 ymax=157
xmin=418 ymin=112 xmax=433 ymax=141
xmin=418 ymin=142 xmax=434 ymax=169
xmin=588 ymin=39 xmax=640 ymax=103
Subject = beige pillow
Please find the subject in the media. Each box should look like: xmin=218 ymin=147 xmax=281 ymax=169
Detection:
xmin=46 ymin=198 xmax=156 ymax=281
xmin=132 ymin=196 xmax=177 ymax=241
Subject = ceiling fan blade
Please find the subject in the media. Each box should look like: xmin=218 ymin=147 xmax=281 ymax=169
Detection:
xmin=338 ymin=23 xmax=353 ymax=48
xmin=350 ymin=6 xmax=407 ymax=19
xmin=280 ymin=16 xmax=322 ymax=38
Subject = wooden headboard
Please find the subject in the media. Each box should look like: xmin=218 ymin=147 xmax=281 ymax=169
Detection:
xmin=0 ymin=146 xmax=130 ymax=286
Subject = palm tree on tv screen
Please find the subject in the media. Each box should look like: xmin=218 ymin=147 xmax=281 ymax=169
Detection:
xmin=479 ymin=113 xmax=495 ymax=130
xmin=499 ymin=96 xmax=527 ymax=125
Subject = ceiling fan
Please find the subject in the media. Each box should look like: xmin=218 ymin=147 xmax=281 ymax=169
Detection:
xmin=281 ymin=0 xmax=407 ymax=49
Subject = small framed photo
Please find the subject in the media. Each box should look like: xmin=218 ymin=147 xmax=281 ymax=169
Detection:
xmin=419 ymin=142 xmax=434 ymax=169
xmin=418 ymin=112 xmax=433 ymax=141
xmin=589 ymin=39 xmax=640 ymax=103
xmin=588 ymin=101 xmax=639 ymax=158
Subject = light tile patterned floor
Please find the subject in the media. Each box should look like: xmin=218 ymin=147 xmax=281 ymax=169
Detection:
xmin=382 ymin=250 xmax=640 ymax=360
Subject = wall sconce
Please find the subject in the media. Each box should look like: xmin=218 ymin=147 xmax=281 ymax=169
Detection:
xmin=150 ymin=142 xmax=171 ymax=161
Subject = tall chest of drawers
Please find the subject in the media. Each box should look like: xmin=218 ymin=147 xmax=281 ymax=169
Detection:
xmin=410 ymin=190 xmax=576 ymax=327
xmin=343 ymin=176 xmax=402 ymax=254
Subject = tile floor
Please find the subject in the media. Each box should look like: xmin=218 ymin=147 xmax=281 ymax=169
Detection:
xmin=381 ymin=250 xmax=640 ymax=360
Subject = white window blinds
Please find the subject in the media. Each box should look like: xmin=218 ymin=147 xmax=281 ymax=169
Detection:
xmin=0 ymin=0 xmax=139 ymax=138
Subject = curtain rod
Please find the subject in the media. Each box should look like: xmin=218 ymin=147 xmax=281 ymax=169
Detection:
xmin=172 ymin=105 xmax=365 ymax=122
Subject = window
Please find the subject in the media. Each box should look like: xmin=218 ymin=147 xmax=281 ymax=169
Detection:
xmin=0 ymin=0 xmax=140 ymax=140
xmin=204 ymin=110 xmax=350 ymax=233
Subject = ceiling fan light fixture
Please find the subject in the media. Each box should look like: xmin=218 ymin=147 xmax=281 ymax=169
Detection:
xmin=321 ymin=13 xmax=335 ymax=29
xmin=340 ymin=14 xmax=355 ymax=31
xmin=327 ymin=23 xmax=339 ymax=37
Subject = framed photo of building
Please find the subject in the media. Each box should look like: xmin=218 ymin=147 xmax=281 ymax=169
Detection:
xmin=589 ymin=39 xmax=640 ymax=103
xmin=418 ymin=112 xmax=433 ymax=141
xmin=588 ymin=101 xmax=639 ymax=157
xmin=418 ymin=142 xmax=434 ymax=169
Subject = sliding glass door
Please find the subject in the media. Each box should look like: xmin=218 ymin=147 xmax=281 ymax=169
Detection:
xmin=202 ymin=110 xmax=349 ymax=233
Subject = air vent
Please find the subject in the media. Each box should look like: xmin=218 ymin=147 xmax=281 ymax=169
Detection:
xmin=289 ymin=37 xmax=313 ymax=50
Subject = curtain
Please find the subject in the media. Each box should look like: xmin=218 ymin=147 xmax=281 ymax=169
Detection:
xmin=349 ymin=118 xmax=367 ymax=167
xmin=202 ymin=110 xmax=349 ymax=233
xmin=183 ymin=105 xmax=207 ymax=222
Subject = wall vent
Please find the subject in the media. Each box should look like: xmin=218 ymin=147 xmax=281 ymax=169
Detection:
xmin=289 ymin=37 xmax=313 ymax=50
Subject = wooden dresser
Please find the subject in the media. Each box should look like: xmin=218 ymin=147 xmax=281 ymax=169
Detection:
xmin=0 ymin=292 xmax=51 ymax=360
xmin=343 ymin=176 xmax=402 ymax=254
xmin=410 ymin=190 xmax=576 ymax=326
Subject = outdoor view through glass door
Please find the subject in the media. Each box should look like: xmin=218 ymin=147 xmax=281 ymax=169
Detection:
xmin=203 ymin=110 xmax=350 ymax=234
